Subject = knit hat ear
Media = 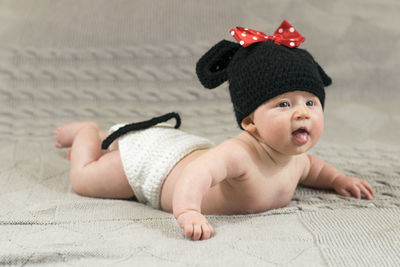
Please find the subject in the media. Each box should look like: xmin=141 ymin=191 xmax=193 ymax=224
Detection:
xmin=315 ymin=62 xmax=332 ymax=87
xmin=196 ymin=40 xmax=241 ymax=89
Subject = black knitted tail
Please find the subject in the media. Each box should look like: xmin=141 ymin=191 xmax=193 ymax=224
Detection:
xmin=101 ymin=112 xmax=181 ymax=150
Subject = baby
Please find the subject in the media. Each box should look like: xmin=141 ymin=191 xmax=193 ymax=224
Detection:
xmin=54 ymin=21 xmax=374 ymax=241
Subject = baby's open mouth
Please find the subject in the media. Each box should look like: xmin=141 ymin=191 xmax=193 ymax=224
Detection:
xmin=291 ymin=127 xmax=309 ymax=145
xmin=292 ymin=127 xmax=309 ymax=135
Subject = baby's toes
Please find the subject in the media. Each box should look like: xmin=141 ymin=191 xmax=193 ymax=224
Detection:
xmin=66 ymin=149 xmax=72 ymax=160
xmin=54 ymin=125 xmax=74 ymax=148
xmin=54 ymin=142 xmax=62 ymax=148
xmin=54 ymin=127 xmax=64 ymax=148
xmin=54 ymin=129 xmax=61 ymax=146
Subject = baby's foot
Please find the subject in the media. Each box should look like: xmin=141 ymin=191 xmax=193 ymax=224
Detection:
xmin=54 ymin=122 xmax=96 ymax=148
xmin=66 ymin=149 xmax=72 ymax=160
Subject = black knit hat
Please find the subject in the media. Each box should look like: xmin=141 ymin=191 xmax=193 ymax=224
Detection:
xmin=196 ymin=36 xmax=332 ymax=128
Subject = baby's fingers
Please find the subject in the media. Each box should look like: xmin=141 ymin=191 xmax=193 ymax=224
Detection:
xmin=184 ymin=224 xmax=195 ymax=239
xmin=346 ymin=185 xmax=361 ymax=199
xmin=360 ymin=185 xmax=374 ymax=200
xmin=192 ymin=224 xmax=202 ymax=240
xmin=353 ymin=186 xmax=362 ymax=199
xmin=361 ymin=180 xmax=375 ymax=197
xmin=200 ymin=223 xmax=214 ymax=240
xmin=337 ymin=188 xmax=352 ymax=198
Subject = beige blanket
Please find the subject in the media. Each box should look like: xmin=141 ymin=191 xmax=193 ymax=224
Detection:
xmin=1 ymin=0 xmax=399 ymax=266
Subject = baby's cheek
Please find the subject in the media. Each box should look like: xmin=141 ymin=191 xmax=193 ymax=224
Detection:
xmin=266 ymin=120 xmax=288 ymax=141
xmin=312 ymin=115 xmax=324 ymax=139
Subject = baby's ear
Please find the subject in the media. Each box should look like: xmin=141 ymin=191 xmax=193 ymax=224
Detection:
xmin=196 ymin=40 xmax=241 ymax=89
xmin=240 ymin=115 xmax=256 ymax=133
xmin=315 ymin=62 xmax=332 ymax=87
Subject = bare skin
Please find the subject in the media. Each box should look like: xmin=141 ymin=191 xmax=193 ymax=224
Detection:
xmin=55 ymin=122 xmax=134 ymax=199
xmin=55 ymin=91 xmax=375 ymax=241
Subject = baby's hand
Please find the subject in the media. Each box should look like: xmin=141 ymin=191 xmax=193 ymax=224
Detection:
xmin=177 ymin=210 xmax=214 ymax=241
xmin=332 ymin=175 xmax=375 ymax=200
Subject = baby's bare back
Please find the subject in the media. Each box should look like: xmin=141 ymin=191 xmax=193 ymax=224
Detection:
xmin=160 ymin=132 xmax=307 ymax=215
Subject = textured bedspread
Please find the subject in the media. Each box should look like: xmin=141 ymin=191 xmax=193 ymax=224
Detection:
xmin=1 ymin=0 xmax=399 ymax=266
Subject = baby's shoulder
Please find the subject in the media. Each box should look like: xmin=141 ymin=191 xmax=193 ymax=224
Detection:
xmin=211 ymin=135 xmax=256 ymax=164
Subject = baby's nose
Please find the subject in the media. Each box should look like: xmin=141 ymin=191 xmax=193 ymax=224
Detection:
xmin=293 ymin=106 xmax=310 ymax=120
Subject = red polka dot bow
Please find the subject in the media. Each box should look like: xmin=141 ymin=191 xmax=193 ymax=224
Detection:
xmin=230 ymin=20 xmax=305 ymax=48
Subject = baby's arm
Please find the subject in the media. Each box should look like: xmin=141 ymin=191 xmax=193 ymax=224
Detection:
xmin=300 ymin=154 xmax=375 ymax=199
xmin=173 ymin=140 xmax=247 ymax=241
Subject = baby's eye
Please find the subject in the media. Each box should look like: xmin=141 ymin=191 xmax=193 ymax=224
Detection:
xmin=278 ymin=101 xmax=290 ymax=108
xmin=306 ymin=100 xmax=314 ymax=106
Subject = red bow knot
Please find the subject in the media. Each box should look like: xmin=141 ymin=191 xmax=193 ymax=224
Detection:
xmin=230 ymin=20 xmax=305 ymax=48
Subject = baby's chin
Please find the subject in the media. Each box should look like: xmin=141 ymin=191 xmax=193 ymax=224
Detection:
xmin=266 ymin=138 xmax=318 ymax=156
xmin=255 ymin=132 xmax=320 ymax=156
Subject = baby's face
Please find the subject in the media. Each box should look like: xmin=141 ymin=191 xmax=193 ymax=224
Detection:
xmin=247 ymin=91 xmax=324 ymax=155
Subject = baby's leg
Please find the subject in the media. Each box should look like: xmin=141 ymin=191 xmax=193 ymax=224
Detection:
xmin=57 ymin=122 xmax=134 ymax=199
xmin=66 ymin=131 xmax=109 ymax=161
xmin=55 ymin=122 xmax=99 ymax=148
xmin=56 ymin=122 xmax=110 ymax=160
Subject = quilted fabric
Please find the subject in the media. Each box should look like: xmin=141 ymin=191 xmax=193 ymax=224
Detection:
xmin=0 ymin=0 xmax=399 ymax=266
